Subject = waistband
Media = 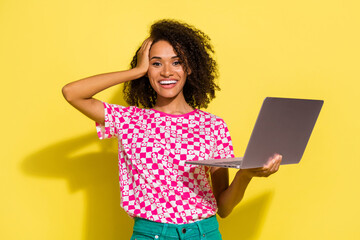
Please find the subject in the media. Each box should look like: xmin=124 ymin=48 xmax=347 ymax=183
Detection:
xmin=133 ymin=215 xmax=219 ymax=237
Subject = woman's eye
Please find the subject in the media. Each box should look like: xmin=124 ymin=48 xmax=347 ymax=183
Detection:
xmin=173 ymin=61 xmax=181 ymax=66
xmin=152 ymin=62 xmax=161 ymax=66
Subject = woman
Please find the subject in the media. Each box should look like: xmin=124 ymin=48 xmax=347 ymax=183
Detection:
xmin=62 ymin=19 xmax=281 ymax=240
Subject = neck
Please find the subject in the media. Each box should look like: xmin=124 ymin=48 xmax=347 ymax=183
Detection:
xmin=153 ymin=94 xmax=194 ymax=115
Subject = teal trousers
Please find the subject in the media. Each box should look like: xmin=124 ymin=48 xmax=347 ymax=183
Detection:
xmin=130 ymin=215 xmax=222 ymax=240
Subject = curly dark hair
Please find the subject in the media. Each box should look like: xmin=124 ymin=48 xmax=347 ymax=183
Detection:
xmin=123 ymin=19 xmax=220 ymax=109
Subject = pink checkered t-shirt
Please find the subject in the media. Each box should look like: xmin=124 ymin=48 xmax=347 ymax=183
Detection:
xmin=96 ymin=102 xmax=234 ymax=224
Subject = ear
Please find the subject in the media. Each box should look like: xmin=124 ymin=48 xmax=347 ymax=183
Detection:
xmin=186 ymin=67 xmax=192 ymax=75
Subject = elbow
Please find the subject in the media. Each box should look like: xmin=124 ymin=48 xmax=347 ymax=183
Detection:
xmin=217 ymin=207 xmax=232 ymax=219
xmin=62 ymin=84 xmax=75 ymax=103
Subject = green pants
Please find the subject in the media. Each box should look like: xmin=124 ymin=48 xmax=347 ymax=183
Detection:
xmin=130 ymin=215 xmax=222 ymax=240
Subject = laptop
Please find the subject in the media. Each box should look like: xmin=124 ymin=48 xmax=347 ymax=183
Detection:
xmin=185 ymin=97 xmax=323 ymax=169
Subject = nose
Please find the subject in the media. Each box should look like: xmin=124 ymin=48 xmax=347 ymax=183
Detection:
xmin=160 ymin=63 xmax=173 ymax=77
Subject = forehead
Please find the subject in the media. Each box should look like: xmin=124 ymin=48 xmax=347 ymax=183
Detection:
xmin=149 ymin=40 xmax=177 ymax=57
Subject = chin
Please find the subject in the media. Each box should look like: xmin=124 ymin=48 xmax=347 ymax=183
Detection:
xmin=156 ymin=90 xmax=183 ymax=100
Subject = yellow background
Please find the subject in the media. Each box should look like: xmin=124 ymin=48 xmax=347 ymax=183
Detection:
xmin=1 ymin=0 xmax=359 ymax=239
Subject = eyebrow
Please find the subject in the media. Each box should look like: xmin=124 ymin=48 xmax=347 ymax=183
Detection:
xmin=150 ymin=56 xmax=179 ymax=60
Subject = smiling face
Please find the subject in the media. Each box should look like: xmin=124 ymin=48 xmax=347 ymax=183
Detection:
xmin=148 ymin=40 xmax=189 ymax=103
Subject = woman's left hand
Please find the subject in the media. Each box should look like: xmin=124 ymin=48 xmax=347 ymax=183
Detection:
xmin=239 ymin=153 xmax=282 ymax=179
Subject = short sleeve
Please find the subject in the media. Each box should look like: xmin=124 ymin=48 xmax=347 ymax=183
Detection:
xmin=213 ymin=118 xmax=235 ymax=159
xmin=95 ymin=102 xmax=135 ymax=139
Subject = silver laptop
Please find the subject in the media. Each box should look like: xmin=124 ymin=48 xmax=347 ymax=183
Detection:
xmin=186 ymin=97 xmax=323 ymax=169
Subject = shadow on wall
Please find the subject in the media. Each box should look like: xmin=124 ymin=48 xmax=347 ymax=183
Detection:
xmin=219 ymin=191 xmax=274 ymax=240
xmin=21 ymin=87 xmax=134 ymax=240
xmin=22 ymin=132 xmax=132 ymax=240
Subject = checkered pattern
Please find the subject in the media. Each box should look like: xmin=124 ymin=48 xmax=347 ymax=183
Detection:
xmin=96 ymin=102 xmax=234 ymax=224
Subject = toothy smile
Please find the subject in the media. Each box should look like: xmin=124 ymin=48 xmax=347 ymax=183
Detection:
xmin=159 ymin=80 xmax=178 ymax=85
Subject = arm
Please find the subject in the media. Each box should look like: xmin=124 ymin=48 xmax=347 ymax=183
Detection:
xmin=211 ymin=154 xmax=282 ymax=218
xmin=62 ymin=38 xmax=153 ymax=124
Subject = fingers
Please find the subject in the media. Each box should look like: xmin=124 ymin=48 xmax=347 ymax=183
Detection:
xmin=136 ymin=38 xmax=153 ymax=73
xmin=267 ymin=155 xmax=278 ymax=172
xmin=139 ymin=37 xmax=153 ymax=55
xmin=274 ymin=154 xmax=282 ymax=171
xmin=240 ymin=154 xmax=282 ymax=178
xmin=256 ymin=154 xmax=282 ymax=178
xmin=267 ymin=154 xmax=282 ymax=176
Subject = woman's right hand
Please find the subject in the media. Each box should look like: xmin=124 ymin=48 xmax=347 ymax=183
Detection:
xmin=135 ymin=38 xmax=153 ymax=75
xmin=62 ymin=38 xmax=153 ymax=125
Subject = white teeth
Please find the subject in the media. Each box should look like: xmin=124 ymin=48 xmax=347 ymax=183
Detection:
xmin=159 ymin=80 xmax=177 ymax=85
